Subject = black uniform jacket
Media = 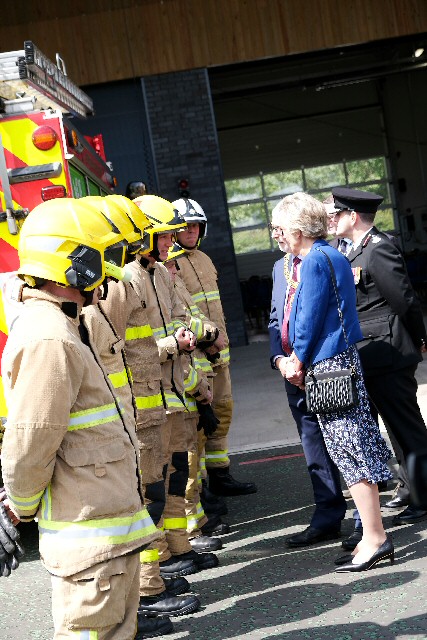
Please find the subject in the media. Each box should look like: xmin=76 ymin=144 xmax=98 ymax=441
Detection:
xmin=347 ymin=226 xmax=426 ymax=376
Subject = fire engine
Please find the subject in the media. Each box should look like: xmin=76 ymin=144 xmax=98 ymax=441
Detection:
xmin=0 ymin=41 xmax=116 ymax=420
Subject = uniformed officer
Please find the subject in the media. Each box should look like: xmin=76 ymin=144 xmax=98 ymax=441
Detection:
xmin=332 ymin=186 xmax=427 ymax=527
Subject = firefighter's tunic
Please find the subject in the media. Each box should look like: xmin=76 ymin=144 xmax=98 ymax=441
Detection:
xmin=173 ymin=274 xmax=216 ymax=534
xmin=2 ymin=289 xmax=158 ymax=637
xmin=177 ymin=249 xmax=233 ymax=469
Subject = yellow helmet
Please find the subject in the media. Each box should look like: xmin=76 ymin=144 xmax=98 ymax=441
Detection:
xmin=82 ymin=195 xmax=149 ymax=258
xmin=105 ymin=194 xmax=152 ymax=255
xmin=18 ymin=198 xmax=128 ymax=291
xmin=133 ymin=195 xmax=187 ymax=255
xmin=164 ymin=242 xmax=186 ymax=263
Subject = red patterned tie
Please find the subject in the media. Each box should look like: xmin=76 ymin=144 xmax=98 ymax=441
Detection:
xmin=281 ymin=256 xmax=301 ymax=355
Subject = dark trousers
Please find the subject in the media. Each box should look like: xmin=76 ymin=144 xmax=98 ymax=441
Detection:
xmin=285 ymin=380 xmax=347 ymax=531
xmin=365 ymin=365 xmax=427 ymax=465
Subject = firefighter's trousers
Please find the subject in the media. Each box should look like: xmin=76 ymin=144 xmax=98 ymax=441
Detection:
xmin=184 ymin=413 xmax=208 ymax=537
xmin=161 ymin=411 xmax=193 ymax=558
xmin=137 ymin=423 xmax=167 ymax=596
xmin=206 ymin=365 xmax=233 ymax=469
xmin=51 ymin=553 xmax=140 ymax=639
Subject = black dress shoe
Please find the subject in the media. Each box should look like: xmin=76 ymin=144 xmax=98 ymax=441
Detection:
xmin=208 ymin=467 xmax=257 ymax=496
xmin=385 ymin=483 xmax=410 ymax=509
xmin=159 ymin=556 xmax=198 ymax=578
xmin=138 ymin=590 xmax=200 ymax=617
xmin=392 ymin=504 xmax=427 ymax=525
xmin=335 ymin=535 xmax=394 ymax=572
xmin=178 ymin=549 xmax=219 ymax=570
xmin=136 ymin=613 xmax=174 ymax=638
xmin=201 ymin=517 xmax=231 ymax=536
xmin=163 ymin=576 xmax=190 ymax=596
xmin=285 ymin=526 xmax=341 ymax=548
xmin=341 ymin=527 xmax=363 ymax=551
xmin=334 ymin=553 xmax=353 ymax=566
xmin=190 ymin=535 xmax=222 ymax=552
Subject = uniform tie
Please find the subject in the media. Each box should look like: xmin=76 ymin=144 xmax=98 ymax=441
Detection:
xmin=338 ymin=238 xmax=352 ymax=256
xmin=281 ymin=256 xmax=301 ymax=355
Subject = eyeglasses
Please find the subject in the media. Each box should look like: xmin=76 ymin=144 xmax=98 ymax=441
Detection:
xmin=268 ymin=223 xmax=286 ymax=236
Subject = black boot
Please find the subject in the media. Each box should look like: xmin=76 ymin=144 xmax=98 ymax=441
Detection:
xmin=200 ymin=514 xmax=231 ymax=536
xmin=201 ymin=481 xmax=228 ymax=516
xmin=163 ymin=576 xmax=190 ymax=596
xmin=208 ymin=466 xmax=257 ymax=497
xmin=177 ymin=549 xmax=219 ymax=570
xmin=138 ymin=590 xmax=200 ymax=617
xmin=136 ymin=613 xmax=174 ymax=638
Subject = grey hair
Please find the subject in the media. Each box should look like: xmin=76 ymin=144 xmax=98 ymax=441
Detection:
xmin=273 ymin=192 xmax=327 ymax=239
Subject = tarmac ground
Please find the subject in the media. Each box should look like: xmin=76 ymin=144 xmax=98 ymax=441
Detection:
xmin=1 ymin=337 xmax=427 ymax=639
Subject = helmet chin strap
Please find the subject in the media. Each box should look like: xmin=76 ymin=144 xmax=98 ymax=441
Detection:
xmin=81 ymin=289 xmax=95 ymax=306
xmin=149 ymin=235 xmax=160 ymax=261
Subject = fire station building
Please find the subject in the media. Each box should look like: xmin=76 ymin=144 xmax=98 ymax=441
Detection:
xmin=2 ymin=1 xmax=427 ymax=346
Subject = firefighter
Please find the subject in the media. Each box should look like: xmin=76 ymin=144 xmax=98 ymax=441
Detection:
xmin=129 ymin=194 xmax=220 ymax=579
xmin=85 ymin=195 xmax=201 ymax=626
xmin=1 ymin=198 xmax=159 ymax=639
xmin=173 ymin=198 xmax=258 ymax=497
xmin=163 ymin=244 xmax=224 ymax=550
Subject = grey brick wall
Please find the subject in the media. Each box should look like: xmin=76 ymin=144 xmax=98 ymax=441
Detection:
xmin=142 ymin=69 xmax=247 ymax=347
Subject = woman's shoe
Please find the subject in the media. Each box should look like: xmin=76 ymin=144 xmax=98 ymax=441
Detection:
xmin=335 ymin=535 xmax=394 ymax=572
xmin=334 ymin=554 xmax=353 ymax=566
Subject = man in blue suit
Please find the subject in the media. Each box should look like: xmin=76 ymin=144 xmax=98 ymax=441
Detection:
xmin=268 ymin=204 xmax=347 ymax=546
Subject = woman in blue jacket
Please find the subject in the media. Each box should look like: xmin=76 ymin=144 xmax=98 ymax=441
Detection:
xmin=277 ymin=192 xmax=393 ymax=572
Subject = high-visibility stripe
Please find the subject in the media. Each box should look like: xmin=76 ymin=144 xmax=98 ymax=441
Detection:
xmin=135 ymin=393 xmax=164 ymax=410
xmin=189 ymin=304 xmax=200 ymax=316
xmin=184 ymin=367 xmax=198 ymax=393
xmin=125 ymin=324 xmax=153 ymax=340
xmin=191 ymin=290 xmax=220 ymax=304
xmin=163 ymin=517 xmax=188 ymax=530
xmin=69 ymin=403 xmax=120 ymax=430
xmin=205 ymin=450 xmax=230 ymax=464
xmin=200 ymin=456 xmax=206 ymax=472
xmin=164 ymin=392 xmax=185 ymax=410
xmin=188 ymin=316 xmax=203 ymax=339
xmin=39 ymin=508 xmax=157 ymax=545
xmin=152 ymin=322 xmax=174 ymax=340
xmin=73 ymin=630 xmax=98 ymax=639
xmin=218 ymin=347 xmax=230 ymax=364
xmin=140 ymin=548 xmax=159 ymax=563
xmin=193 ymin=356 xmax=213 ymax=372
xmin=186 ymin=397 xmax=197 ymax=412
xmin=8 ymin=489 xmax=44 ymax=514
xmin=108 ymin=368 xmax=129 ymax=389
xmin=187 ymin=516 xmax=199 ymax=530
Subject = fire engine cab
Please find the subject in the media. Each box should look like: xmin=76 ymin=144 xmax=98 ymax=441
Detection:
xmin=0 ymin=41 xmax=116 ymax=419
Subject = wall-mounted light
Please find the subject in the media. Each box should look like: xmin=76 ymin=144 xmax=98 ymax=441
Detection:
xmin=414 ymin=47 xmax=425 ymax=58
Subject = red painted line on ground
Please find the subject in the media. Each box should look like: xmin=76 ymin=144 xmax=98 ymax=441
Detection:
xmin=239 ymin=453 xmax=305 ymax=465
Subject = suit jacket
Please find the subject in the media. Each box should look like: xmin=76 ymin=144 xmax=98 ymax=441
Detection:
xmin=347 ymin=226 xmax=426 ymax=375
xmin=289 ymin=239 xmax=362 ymax=366
xmin=268 ymin=254 xmax=288 ymax=367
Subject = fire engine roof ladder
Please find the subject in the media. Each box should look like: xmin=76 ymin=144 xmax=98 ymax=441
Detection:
xmin=0 ymin=41 xmax=93 ymax=118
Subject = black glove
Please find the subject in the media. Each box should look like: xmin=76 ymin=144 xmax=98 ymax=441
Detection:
xmin=0 ymin=503 xmax=24 ymax=577
xmin=196 ymin=402 xmax=220 ymax=437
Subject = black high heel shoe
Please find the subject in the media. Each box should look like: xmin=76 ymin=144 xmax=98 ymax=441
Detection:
xmin=335 ymin=535 xmax=394 ymax=572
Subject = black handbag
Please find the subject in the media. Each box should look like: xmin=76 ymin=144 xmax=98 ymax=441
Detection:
xmin=305 ymin=249 xmax=359 ymax=415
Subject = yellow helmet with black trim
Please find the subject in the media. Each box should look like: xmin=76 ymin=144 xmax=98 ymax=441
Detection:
xmin=133 ymin=195 xmax=187 ymax=255
xmin=164 ymin=242 xmax=186 ymax=263
xmin=18 ymin=198 xmax=128 ymax=291
xmin=82 ymin=195 xmax=149 ymax=260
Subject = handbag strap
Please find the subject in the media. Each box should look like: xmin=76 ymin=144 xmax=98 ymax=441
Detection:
xmin=308 ymin=247 xmax=357 ymax=374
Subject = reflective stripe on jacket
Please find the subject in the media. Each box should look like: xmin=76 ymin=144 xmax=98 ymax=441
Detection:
xmin=2 ymin=289 xmax=158 ymax=577
xmin=100 ymin=277 xmax=166 ymax=429
xmin=177 ymin=250 xmax=230 ymax=367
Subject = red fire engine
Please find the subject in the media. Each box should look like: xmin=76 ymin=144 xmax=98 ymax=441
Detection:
xmin=0 ymin=41 xmax=116 ymax=418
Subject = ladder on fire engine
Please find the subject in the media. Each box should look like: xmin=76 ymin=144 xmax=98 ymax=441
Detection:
xmin=0 ymin=41 xmax=93 ymax=118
